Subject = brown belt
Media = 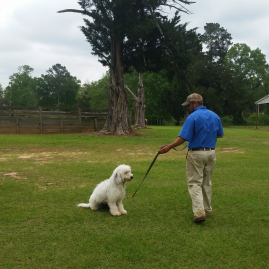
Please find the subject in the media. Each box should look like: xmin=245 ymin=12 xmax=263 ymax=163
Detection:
xmin=188 ymin=148 xmax=215 ymax=151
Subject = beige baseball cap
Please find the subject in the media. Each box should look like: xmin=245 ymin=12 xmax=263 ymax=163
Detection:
xmin=181 ymin=93 xmax=203 ymax=106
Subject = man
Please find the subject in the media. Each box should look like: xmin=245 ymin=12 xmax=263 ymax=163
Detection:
xmin=159 ymin=93 xmax=224 ymax=224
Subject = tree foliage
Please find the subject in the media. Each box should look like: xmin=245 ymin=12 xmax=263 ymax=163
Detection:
xmin=124 ymin=12 xmax=201 ymax=126
xmin=4 ymin=64 xmax=80 ymax=108
xmin=125 ymin=69 xmax=172 ymax=124
xmin=77 ymin=0 xmax=195 ymax=69
xmin=225 ymin=43 xmax=269 ymax=98
xmin=5 ymin=65 xmax=37 ymax=106
xmin=77 ymin=74 xmax=110 ymax=110
xmin=35 ymin=64 xmax=80 ymax=107
xmin=186 ymin=25 xmax=262 ymax=124
xmin=0 ymin=84 xmax=5 ymax=105
xmin=191 ymin=57 xmax=256 ymax=124
xmin=201 ymin=23 xmax=233 ymax=65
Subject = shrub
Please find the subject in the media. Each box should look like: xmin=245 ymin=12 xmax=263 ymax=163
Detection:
xmin=258 ymin=114 xmax=269 ymax=125
xmin=247 ymin=113 xmax=269 ymax=126
xmin=221 ymin=116 xmax=233 ymax=126
xmin=247 ymin=113 xmax=257 ymax=125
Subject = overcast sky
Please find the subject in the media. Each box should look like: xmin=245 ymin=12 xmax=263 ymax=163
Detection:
xmin=1 ymin=0 xmax=269 ymax=89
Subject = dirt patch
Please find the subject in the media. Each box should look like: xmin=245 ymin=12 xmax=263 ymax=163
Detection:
xmin=135 ymin=146 xmax=150 ymax=151
xmin=3 ymin=172 xmax=26 ymax=179
xmin=18 ymin=155 xmax=33 ymax=159
xmin=18 ymin=152 xmax=53 ymax=161
xmin=37 ymin=182 xmax=55 ymax=190
xmin=219 ymin=147 xmax=244 ymax=153
xmin=37 ymin=184 xmax=47 ymax=190
xmin=35 ymin=157 xmax=53 ymax=162
xmin=128 ymin=152 xmax=153 ymax=156
xmin=29 ymin=148 xmax=45 ymax=152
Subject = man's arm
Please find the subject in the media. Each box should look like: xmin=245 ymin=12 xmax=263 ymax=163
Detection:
xmin=159 ymin=137 xmax=186 ymax=154
xmin=217 ymin=135 xmax=223 ymax=138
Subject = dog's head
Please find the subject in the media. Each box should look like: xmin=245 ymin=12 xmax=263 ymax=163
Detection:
xmin=114 ymin=164 xmax=133 ymax=184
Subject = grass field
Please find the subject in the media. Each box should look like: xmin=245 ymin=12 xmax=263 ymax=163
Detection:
xmin=0 ymin=126 xmax=269 ymax=268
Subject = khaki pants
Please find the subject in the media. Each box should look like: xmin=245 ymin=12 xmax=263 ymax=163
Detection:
xmin=186 ymin=150 xmax=216 ymax=218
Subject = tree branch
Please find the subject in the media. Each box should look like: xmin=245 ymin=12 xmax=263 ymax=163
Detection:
xmin=57 ymin=9 xmax=92 ymax=16
xmin=162 ymin=4 xmax=193 ymax=14
xmin=102 ymin=83 xmax=110 ymax=91
xmin=57 ymin=9 xmax=112 ymax=33
xmin=148 ymin=7 xmax=164 ymax=36
xmin=175 ymin=0 xmax=196 ymax=4
xmin=124 ymin=85 xmax=139 ymax=102
xmin=98 ymin=53 xmax=111 ymax=66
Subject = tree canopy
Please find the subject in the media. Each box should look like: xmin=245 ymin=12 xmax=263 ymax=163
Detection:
xmin=5 ymin=65 xmax=37 ymax=106
xmin=4 ymin=64 xmax=80 ymax=107
xmin=77 ymin=74 xmax=110 ymax=110
xmin=38 ymin=64 xmax=80 ymax=107
xmin=201 ymin=23 xmax=233 ymax=65
xmin=225 ymin=43 xmax=269 ymax=98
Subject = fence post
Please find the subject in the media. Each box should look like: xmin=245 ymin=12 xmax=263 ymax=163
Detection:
xmin=78 ymin=108 xmax=82 ymax=133
xmin=94 ymin=118 xmax=98 ymax=132
xmin=10 ymin=101 xmax=13 ymax=117
xmin=16 ymin=118 xmax=19 ymax=134
xmin=39 ymin=106 xmax=43 ymax=134
xmin=61 ymin=118 xmax=64 ymax=133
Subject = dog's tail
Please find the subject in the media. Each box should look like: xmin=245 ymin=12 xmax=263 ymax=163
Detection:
xmin=77 ymin=203 xmax=91 ymax=208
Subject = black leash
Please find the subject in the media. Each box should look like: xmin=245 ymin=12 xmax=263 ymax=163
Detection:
xmin=127 ymin=151 xmax=160 ymax=199
xmin=127 ymin=144 xmax=187 ymax=198
xmin=171 ymin=145 xmax=187 ymax=152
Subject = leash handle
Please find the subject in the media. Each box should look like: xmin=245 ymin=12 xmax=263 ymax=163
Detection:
xmin=172 ymin=144 xmax=187 ymax=151
xmin=161 ymin=144 xmax=188 ymax=152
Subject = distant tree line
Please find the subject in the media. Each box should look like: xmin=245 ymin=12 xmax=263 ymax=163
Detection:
xmin=1 ymin=23 xmax=269 ymax=126
xmin=2 ymin=64 xmax=80 ymax=107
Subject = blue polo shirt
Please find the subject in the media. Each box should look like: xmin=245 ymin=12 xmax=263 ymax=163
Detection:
xmin=179 ymin=106 xmax=224 ymax=149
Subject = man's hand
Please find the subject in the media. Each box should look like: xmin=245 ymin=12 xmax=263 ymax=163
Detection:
xmin=159 ymin=137 xmax=186 ymax=154
xmin=159 ymin=145 xmax=171 ymax=154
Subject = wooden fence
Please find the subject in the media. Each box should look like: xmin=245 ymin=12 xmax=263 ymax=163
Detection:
xmin=0 ymin=105 xmax=108 ymax=134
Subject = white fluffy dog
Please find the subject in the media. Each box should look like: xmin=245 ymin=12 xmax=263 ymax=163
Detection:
xmin=77 ymin=164 xmax=133 ymax=216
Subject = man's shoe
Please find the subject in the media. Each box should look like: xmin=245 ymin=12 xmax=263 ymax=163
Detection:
xmin=193 ymin=216 xmax=206 ymax=223
xmin=205 ymin=212 xmax=212 ymax=217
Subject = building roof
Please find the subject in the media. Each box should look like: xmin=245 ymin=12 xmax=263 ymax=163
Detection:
xmin=255 ymin=94 xmax=269 ymax=105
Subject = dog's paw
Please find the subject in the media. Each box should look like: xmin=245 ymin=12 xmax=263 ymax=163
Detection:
xmin=111 ymin=211 xmax=121 ymax=216
xmin=120 ymin=210 xmax=127 ymax=215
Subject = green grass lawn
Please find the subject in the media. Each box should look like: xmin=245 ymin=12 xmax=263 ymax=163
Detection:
xmin=0 ymin=126 xmax=269 ymax=268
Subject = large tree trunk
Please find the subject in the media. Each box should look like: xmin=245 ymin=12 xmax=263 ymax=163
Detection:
xmin=102 ymin=38 xmax=131 ymax=135
xmin=125 ymin=73 xmax=146 ymax=129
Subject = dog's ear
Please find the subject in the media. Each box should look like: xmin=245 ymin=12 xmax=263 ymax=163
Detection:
xmin=114 ymin=172 xmax=122 ymax=184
